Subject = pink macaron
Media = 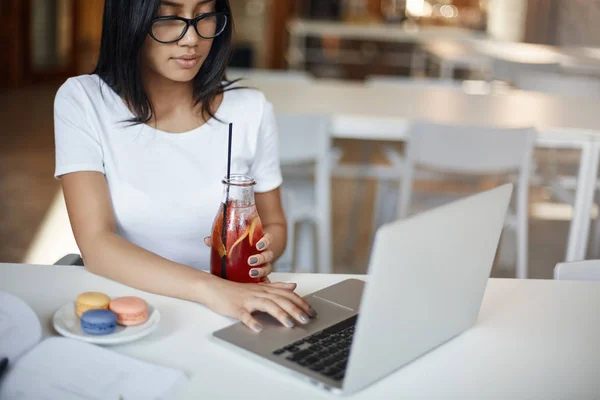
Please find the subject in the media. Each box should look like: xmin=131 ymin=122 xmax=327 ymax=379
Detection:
xmin=109 ymin=296 xmax=149 ymax=326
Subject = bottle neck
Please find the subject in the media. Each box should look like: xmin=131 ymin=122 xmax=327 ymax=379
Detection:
xmin=221 ymin=184 xmax=255 ymax=207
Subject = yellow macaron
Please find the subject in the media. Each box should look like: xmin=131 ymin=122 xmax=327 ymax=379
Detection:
xmin=76 ymin=292 xmax=111 ymax=318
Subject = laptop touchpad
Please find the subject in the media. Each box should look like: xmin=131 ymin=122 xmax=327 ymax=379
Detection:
xmin=306 ymin=278 xmax=365 ymax=312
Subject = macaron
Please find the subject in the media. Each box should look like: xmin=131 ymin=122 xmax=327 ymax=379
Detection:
xmin=80 ymin=309 xmax=118 ymax=335
xmin=109 ymin=296 xmax=149 ymax=326
xmin=76 ymin=292 xmax=111 ymax=318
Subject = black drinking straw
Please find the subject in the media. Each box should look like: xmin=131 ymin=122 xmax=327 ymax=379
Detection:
xmin=221 ymin=123 xmax=233 ymax=279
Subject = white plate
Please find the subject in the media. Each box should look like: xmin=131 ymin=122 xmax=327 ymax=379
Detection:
xmin=52 ymin=301 xmax=160 ymax=345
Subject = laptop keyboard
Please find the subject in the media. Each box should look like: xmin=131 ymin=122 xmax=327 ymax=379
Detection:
xmin=272 ymin=315 xmax=357 ymax=382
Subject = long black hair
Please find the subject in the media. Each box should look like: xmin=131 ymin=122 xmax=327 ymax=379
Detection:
xmin=93 ymin=0 xmax=234 ymax=125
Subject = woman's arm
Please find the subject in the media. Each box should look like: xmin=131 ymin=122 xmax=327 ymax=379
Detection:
xmin=62 ymin=171 xmax=216 ymax=301
xmin=62 ymin=172 xmax=314 ymax=331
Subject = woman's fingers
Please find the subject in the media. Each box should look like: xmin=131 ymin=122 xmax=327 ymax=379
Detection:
xmin=261 ymin=293 xmax=311 ymax=325
xmin=262 ymin=281 xmax=296 ymax=290
xmin=237 ymin=310 xmax=263 ymax=333
xmin=204 ymin=237 xmax=212 ymax=247
xmin=247 ymin=297 xmax=296 ymax=328
xmin=256 ymin=232 xmax=273 ymax=251
xmin=249 ymin=262 xmax=273 ymax=279
xmin=248 ymin=251 xmax=274 ymax=267
xmin=264 ymin=286 xmax=315 ymax=317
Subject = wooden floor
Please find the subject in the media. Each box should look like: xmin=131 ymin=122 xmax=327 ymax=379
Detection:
xmin=0 ymin=82 xmax=583 ymax=279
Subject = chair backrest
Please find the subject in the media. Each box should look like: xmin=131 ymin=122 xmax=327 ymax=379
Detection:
xmin=554 ymin=260 xmax=600 ymax=281
xmin=398 ymin=122 xmax=535 ymax=218
xmin=276 ymin=113 xmax=330 ymax=166
xmin=226 ymin=68 xmax=313 ymax=83
xmin=514 ymin=70 xmax=600 ymax=99
xmin=405 ymin=123 xmax=535 ymax=173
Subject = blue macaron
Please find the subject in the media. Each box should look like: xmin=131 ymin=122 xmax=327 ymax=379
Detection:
xmin=80 ymin=309 xmax=118 ymax=335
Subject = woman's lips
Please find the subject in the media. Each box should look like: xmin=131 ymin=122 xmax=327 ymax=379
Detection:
xmin=172 ymin=56 xmax=200 ymax=69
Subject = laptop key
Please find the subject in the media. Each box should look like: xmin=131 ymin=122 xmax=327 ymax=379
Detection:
xmin=332 ymin=372 xmax=345 ymax=381
xmin=312 ymin=332 xmax=329 ymax=340
xmin=297 ymin=359 xmax=312 ymax=366
xmin=289 ymin=349 xmax=312 ymax=361
xmin=336 ymin=360 xmax=348 ymax=370
xmin=323 ymin=367 xmax=341 ymax=377
xmin=305 ymin=356 xmax=319 ymax=365
xmin=322 ymin=357 xmax=337 ymax=367
xmin=272 ymin=348 xmax=285 ymax=355
xmin=310 ymin=363 xmax=325 ymax=372
xmin=293 ymin=340 xmax=305 ymax=346
xmin=323 ymin=316 xmax=358 ymax=335
xmin=286 ymin=346 xmax=300 ymax=353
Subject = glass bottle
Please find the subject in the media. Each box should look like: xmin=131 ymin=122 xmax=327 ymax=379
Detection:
xmin=210 ymin=174 xmax=264 ymax=283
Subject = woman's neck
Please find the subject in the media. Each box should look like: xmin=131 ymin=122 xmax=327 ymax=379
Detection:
xmin=143 ymin=68 xmax=196 ymax=123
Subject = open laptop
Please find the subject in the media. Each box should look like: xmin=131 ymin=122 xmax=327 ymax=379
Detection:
xmin=212 ymin=183 xmax=512 ymax=395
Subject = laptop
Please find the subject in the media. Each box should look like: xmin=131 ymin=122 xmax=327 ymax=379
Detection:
xmin=212 ymin=183 xmax=512 ymax=395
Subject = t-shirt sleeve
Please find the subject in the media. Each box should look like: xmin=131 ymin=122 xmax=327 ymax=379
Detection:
xmin=54 ymin=79 xmax=105 ymax=179
xmin=250 ymin=98 xmax=283 ymax=193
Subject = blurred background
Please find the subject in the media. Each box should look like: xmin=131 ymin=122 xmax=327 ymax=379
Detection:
xmin=2 ymin=0 xmax=600 ymax=279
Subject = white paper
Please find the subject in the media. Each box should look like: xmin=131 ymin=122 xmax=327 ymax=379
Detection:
xmin=0 ymin=291 xmax=42 ymax=362
xmin=0 ymin=337 xmax=187 ymax=400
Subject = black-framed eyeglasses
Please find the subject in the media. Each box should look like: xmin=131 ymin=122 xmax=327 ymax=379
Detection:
xmin=150 ymin=12 xmax=228 ymax=44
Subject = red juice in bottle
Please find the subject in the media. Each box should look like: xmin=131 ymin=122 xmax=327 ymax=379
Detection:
xmin=210 ymin=175 xmax=264 ymax=283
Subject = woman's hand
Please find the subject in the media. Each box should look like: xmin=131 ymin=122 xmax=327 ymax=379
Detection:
xmin=204 ymin=233 xmax=274 ymax=281
xmin=204 ymin=278 xmax=318 ymax=332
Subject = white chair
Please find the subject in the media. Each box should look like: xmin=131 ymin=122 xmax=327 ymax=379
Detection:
xmin=513 ymin=70 xmax=600 ymax=258
xmin=363 ymin=76 xmax=495 ymax=248
xmin=554 ymin=260 xmax=600 ymax=281
xmin=276 ymin=113 xmax=334 ymax=273
xmin=358 ymin=76 xmax=464 ymax=255
xmin=397 ymin=122 xmax=536 ymax=279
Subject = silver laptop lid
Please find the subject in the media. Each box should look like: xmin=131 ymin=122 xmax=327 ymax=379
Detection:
xmin=343 ymin=184 xmax=513 ymax=394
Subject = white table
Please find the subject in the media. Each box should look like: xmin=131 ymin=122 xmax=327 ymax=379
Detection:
xmin=423 ymin=38 xmax=600 ymax=79
xmin=2 ymin=263 xmax=599 ymax=399
xmin=244 ymin=77 xmax=600 ymax=262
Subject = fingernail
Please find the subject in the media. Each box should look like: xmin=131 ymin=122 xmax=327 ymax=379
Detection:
xmin=299 ymin=314 xmax=310 ymax=324
xmin=250 ymin=269 xmax=259 ymax=277
xmin=257 ymin=242 xmax=265 ymax=250
xmin=285 ymin=318 xmax=295 ymax=328
xmin=309 ymin=308 xmax=318 ymax=318
xmin=249 ymin=257 xmax=258 ymax=265
xmin=253 ymin=323 xmax=263 ymax=332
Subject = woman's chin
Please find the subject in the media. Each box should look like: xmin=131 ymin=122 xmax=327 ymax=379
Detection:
xmin=161 ymin=66 xmax=203 ymax=83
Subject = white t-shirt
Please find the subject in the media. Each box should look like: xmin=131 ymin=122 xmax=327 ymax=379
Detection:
xmin=54 ymin=74 xmax=282 ymax=270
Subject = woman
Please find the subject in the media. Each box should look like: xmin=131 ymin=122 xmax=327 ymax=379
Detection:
xmin=54 ymin=0 xmax=315 ymax=332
